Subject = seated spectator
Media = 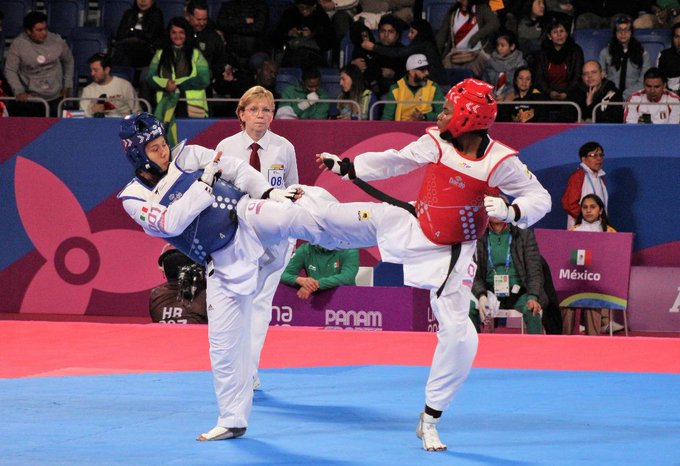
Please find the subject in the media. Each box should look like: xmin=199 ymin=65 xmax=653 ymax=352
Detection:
xmin=350 ymin=14 xmax=408 ymax=97
xmin=332 ymin=64 xmax=377 ymax=119
xmin=435 ymin=0 xmax=500 ymax=78
xmin=634 ymin=1 xmax=680 ymax=29
xmin=381 ymin=54 xmax=445 ymax=121
xmin=658 ymin=22 xmax=680 ymax=93
xmin=496 ymin=65 xmax=547 ymax=122
xmin=4 ymin=12 xmax=74 ymax=117
xmin=271 ymin=0 xmax=336 ymax=68
xmin=482 ymin=30 xmax=527 ymax=100
xmin=573 ymin=0 xmax=650 ymax=29
xmin=599 ymin=15 xmax=650 ymax=100
xmin=563 ymin=60 xmax=624 ymax=123
xmin=276 ymin=65 xmax=330 ymax=119
xmin=150 ymin=246 xmax=207 ymax=324
xmin=216 ymin=0 xmax=268 ymax=71
xmin=469 ymin=212 xmax=546 ymax=335
xmin=111 ymin=0 xmax=164 ymax=70
xmin=624 ymin=67 xmax=680 ymax=123
xmin=359 ymin=18 xmax=447 ymax=87
xmin=147 ymin=17 xmax=211 ymax=145
xmin=561 ymin=141 xmax=608 ymax=228
xmin=561 ymin=194 xmax=616 ymax=335
xmin=534 ymin=16 xmax=584 ymax=102
xmin=280 ymin=243 xmax=359 ymax=300
xmin=80 ymin=53 xmax=140 ymax=118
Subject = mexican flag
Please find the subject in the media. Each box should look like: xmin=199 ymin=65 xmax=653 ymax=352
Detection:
xmin=571 ymin=249 xmax=592 ymax=266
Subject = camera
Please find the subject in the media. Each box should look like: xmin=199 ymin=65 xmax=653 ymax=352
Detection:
xmin=176 ymin=263 xmax=206 ymax=301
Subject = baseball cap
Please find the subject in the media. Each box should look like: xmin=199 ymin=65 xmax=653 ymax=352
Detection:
xmin=406 ymin=54 xmax=429 ymax=71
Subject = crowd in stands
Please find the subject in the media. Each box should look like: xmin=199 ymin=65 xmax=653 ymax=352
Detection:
xmin=2 ymin=0 xmax=680 ymax=121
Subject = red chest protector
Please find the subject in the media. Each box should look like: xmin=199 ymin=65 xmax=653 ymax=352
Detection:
xmin=415 ymin=128 xmax=516 ymax=245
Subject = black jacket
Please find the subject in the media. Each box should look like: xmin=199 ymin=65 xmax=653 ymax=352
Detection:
xmin=565 ymin=78 xmax=624 ymax=123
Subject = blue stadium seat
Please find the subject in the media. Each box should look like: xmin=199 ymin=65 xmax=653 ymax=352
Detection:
xmin=572 ymin=28 xmax=611 ymax=62
xmin=275 ymin=67 xmax=302 ymax=95
xmin=640 ymin=40 xmax=667 ymax=66
xmin=339 ymin=32 xmax=354 ymax=67
xmin=98 ymin=0 xmax=133 ymax=40
xmin=373 ymin=262 xmax=404 ymax=287
xmin=68 ymin=27 xmax=110 ymax=88
xmin=110 ymin=64 xmax=135 ymax=82
xmin=205 ymin=0 xmax=224 ymax=21
xmin=45 ymin=0 xmax=88 ymax=39
xmin=156 ymin=0 xmax=186 ymax=24
xmin=320 ymin=68 xmax=341 ymax=99
xmin=446 ymin=68 xmax=473 ymax=86
xmin=422 ymin=0 xmax=455 ymax=33
xmin=267 ymin=0 xmax=295 ymax=29
xmin=2 ymin=0 xmax=36 ymax=39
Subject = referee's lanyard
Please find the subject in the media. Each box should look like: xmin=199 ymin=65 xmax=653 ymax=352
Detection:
xmin=488 ymin=234 xmax=512 ymax=297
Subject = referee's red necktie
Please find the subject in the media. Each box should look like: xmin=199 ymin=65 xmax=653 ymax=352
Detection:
xmin=249 ymin=142 xmax=261 ymax=172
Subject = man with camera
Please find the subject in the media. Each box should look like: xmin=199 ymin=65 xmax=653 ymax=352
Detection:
xmin=150 ymin=247 xmax=208 ymax=324
xmin=80 ymin=53 xmax=139 ymax=118
xmin=624 ymin=67 xmax=680 ymax=123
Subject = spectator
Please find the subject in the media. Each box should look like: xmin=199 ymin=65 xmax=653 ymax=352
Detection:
xmin=351 ymin=14 xmax=408 ymax=97
xmin=563 ymin=60 xmax=624 ymax=123
xmin=561 ymin=194 xmax=617 ymax=335
xmin=186 ymin=0 xmax=228 ymax=95
xmin=381 ymin=53 xmax=445 ymax=121
xmin=332 ymin=63 xmax=377 ymax=119
xmin=435 ymin=0 xmax=500 ymax=78
xmin=271 ymin=0 xmax=336 ymax=68
xmin=657 ymin=22 xmax=680 ymax=93
xmin=482 ymin=30 xmax=527 ymax=100
xmin=599 ymin=15 xmax=650 ymax=100
xmin=4 ymin=12 xmax=74 ymax=117
xmin=572 ymin=0 xmax=650 ymax=29
xmin=634 ymin=1 xmax=680 ymax=29
xmin=280 ymin=243 xmax=360 ymax=299
xmin=470 ymin=214 xmax=546 ymax=335
xmin=509 ymin=0 xmax=547 ymax=66
xmin=496 ymin=65 xmax=547 ymax=122
xmin=276 ymin=65 xmax=330 ymax=119
xmin=216 ymin=0 xmax=269 ymax=71
xmin=360 ymin=18 xmax=448 ymax=87
xmin=147 ymin=16 xmax=211 ymax=146
xmin=150 ymin=247 xmax=208 ymax=324
xmin=561 ymin=141 xmax=609 ymax=228
xmin=534 ymin=16 xmax=583 ymax=102
xmin=80 ymin=53 xmax=140 ymax=118
xmin=624 ymin=66 xmax=680 ymax=123
xmin=111 ymin=0 xmax=164 ymax=70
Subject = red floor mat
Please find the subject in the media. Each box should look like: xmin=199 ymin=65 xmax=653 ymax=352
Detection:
xmin=2 ymin=321 xmax=679 ymax=378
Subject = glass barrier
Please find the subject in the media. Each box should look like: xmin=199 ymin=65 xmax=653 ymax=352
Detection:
xmin=592 ymin=100 xmax=680 ymax=123
xmin=58 ymin=97 xmax=152 ymax=117
xmin=369 ymin=99 xmax=583 ymax=122
xmin=0 ymin=96 xmax=50 ymax=118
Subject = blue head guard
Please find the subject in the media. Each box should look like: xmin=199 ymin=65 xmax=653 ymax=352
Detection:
xmin=119 ymin=112 xmax=167 ymax=172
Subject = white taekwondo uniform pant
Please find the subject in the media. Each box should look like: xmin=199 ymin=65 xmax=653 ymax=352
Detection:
xmin=297 ymin=186 xmax=478 ymax=412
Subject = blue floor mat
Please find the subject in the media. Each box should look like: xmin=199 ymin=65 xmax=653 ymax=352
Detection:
xmin=1 ymin=366 xmax=679 ymax=465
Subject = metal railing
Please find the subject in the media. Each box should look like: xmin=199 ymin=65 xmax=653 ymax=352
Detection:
xmin=58 ymin=97 xmax=152 ymax=117
xmin=369 ymin=99 xmax=583 ymax=122
xmin=0 ymin=96 xmax=50 ymax=117
xmin=592 ymin=100 xmax=680 ymax=123
xmin=497 ymin=100 xmax=582 ymax=122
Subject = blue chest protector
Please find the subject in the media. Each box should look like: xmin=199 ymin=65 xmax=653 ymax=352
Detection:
xmin=160 ymin=170 xmax=245 ymax=264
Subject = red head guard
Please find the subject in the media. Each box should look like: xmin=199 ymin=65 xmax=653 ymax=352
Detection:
xmin=442 ymin=78 xmax=497 ymax=138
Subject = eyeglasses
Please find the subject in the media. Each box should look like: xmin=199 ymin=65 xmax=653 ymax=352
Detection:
xmin=586 ymin=151 xmax=605 ymax=158
xmin=244 ymin=107 xmax=273 ymax=115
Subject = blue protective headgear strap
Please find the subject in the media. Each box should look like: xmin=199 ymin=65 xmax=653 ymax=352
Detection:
xmin=119 ymin=112 xmax=166 ymax=172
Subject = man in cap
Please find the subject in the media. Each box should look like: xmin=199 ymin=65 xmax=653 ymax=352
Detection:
xmin=381 ymin=53 xmax=445 ymax=121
